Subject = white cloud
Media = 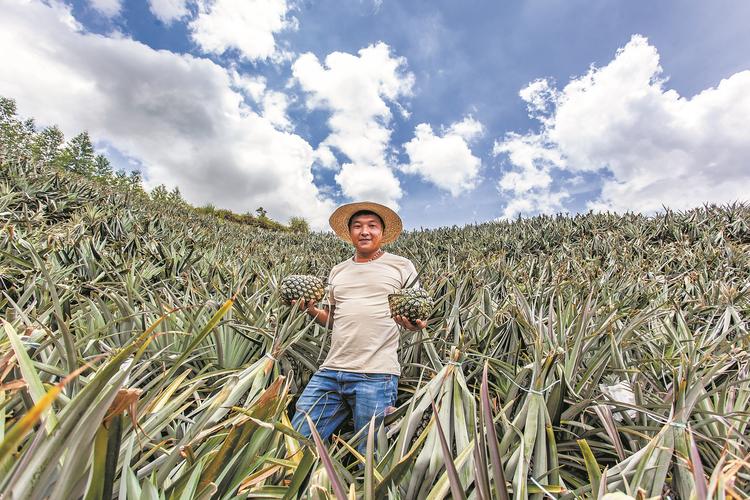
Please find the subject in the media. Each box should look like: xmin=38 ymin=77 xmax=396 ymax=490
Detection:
xmin=292 ymin=42 xmax=414 ymax=206
xmin=0 ymin=0 xmax=334 ymax=228
xmin=190 ymin=0 xmax=295 ymax=62
xmin=230 ymin=71 xmax=292 ymax=131
xmin=492 ymin=133 xmax=566 ymax=218
xmin=148 ymin=0 xmax=189 ymax=24
xmin=494 ymin=35 xmax=750 ymax=218
xmin=89 ymin=0 xmax=121 ymax=17
xmin=313 ymin=145 xmax=338 ymax=169
xmin=401 ymin=116 xmax=483 ymax=196
xmin=48 ymin=0 xmax=84 ymax=30
xmin=446 ymin=115 xmax=484 ymax=142
xmin=260 ymin=89 xmax=292 ymax=131
xmin=231 ymin=71 xmax=267 ymax=101
xmin=500 ymin=191 xmax=568 ymax=221
xmin=518 ymin=79 xmax=556 ymax=119
xmin=335 ymin=164 xmax=402 ymax=209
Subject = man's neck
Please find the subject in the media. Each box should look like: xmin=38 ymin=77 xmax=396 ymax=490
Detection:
xmin=354 ymin=248 xmax=383 ymax=262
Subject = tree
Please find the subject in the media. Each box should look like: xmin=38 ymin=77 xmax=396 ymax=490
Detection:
xmin=115 ymin=169 xmax=128 ymax=185
xmin=60 ymin=132 xmax=95 ymax=176
xmin=129 ymin=169 xmax=142 ymax=187
xmin=93 ymin=154 xmax=113 ymax=179
xmin=32 ymin=126 xmax=64 ymax=166
xmin=18 ymin=119 xmax=36 ymax=163
xmin=0 ymin=97 xmax=17 ymax=125
xmin=255 ymin=207 xmax=268 ymax=218
xmin=288 ymin=216 xmax=310 ymax=233
xmin=0 ymin=98 xmax=36 ymax=166
xmin=168 ymin=187 xmax=186 ymax=206
xmin=150 ymin=184 xmax=169 ymax=202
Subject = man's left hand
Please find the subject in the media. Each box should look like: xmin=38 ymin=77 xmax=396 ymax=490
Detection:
xmin=394 ymin=315 xmax=427 ymax=331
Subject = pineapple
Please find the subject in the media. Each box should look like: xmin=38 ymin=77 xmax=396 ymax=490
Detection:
xmin=388 ymin=288 xmax=433 ymax=322
xmin=280 ymin=274 xmax=326 ymax=304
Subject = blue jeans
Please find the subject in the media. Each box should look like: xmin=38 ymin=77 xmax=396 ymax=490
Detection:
xmin=291 ymin=369 xmax=398 ymax=453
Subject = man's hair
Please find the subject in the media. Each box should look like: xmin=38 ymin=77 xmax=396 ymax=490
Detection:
xmin=348 ymin=210 xmax=385 ymax=230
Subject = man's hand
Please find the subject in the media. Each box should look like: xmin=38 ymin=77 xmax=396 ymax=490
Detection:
xmin=291 ymin=298 xmax=319 ymax=317
xmin=393 ymin=315 xmax=427 ymax=331
xmin=291 ymin=299 xmax=333 ymax=328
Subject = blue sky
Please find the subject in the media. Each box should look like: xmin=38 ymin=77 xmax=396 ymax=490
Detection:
xmin=1 ymin=0 xmax=749 ymax=229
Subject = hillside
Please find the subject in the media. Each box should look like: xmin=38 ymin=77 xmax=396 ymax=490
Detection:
xmin=1 ymin=100 xmax=749 ymax=498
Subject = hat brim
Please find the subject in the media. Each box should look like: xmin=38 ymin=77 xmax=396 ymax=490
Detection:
xmin=329 ymin=201 xmax=403 ymax=244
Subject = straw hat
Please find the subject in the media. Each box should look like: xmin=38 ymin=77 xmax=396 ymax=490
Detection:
xmin=329 ymin=201 xmax=403 ymax=244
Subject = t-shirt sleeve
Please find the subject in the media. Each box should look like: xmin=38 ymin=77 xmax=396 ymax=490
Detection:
xmin=402 ymin=259 xmax=420 ymax=289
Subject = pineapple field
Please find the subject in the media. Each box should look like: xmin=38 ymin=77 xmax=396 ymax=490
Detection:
xmin=1 ymin=100 xmax=749 ymax=499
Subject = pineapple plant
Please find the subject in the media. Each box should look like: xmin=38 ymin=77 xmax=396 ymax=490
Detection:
xmin=1 ymin=98 xmax=749 ymax=500
xmin=280 ymin=274 xmax=326 ymax=304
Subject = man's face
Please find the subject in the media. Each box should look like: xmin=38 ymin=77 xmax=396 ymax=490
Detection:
xmin=349 ymin=214 xmax=383 ymax=253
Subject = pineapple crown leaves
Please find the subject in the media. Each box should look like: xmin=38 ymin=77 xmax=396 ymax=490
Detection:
xmin=403 ymin=270 xmax=422 ymax=290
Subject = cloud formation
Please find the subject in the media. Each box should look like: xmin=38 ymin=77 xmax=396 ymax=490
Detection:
xmin=401 ymin=116 xmax=483 ymax=196
xmin=190 ymin=0 xmax=295 ymax=62
xmin=89 ymin=0 xmax=121 ymax=17
xmin=230 ymin=71 xmax=292 ymax=131
xmin=495 ymin=35 xmax=750 ymax=219
xmin=0 ymin=0 xmax=334 ymax=228
xmin=147 ymin=0 xmax=189 ymax=24
xmin=292 ymin=42 xmax=414 ymax=208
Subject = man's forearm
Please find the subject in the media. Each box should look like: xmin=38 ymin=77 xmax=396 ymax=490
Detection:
xmin=308 ymin=306 xmax=334 ymax=329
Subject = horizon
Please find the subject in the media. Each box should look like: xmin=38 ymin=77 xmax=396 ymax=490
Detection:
xmin=1 ymin=0 xmax=749 ymax=230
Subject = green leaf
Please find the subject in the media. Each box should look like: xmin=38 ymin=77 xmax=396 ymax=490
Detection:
xmin=577 ymin=439 xmax=601 ymax=493
xmin=306 ymin=414 xmax=348 ymax=500
xmin=3 ymin=320 xmax=57 ymax=432
xmin=429 ymin=400 xmax=466 ymax=500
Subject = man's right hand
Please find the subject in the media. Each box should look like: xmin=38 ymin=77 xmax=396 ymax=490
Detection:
xmin=291 ymin=298 xmax=318 ymax=315
xmin=291 ymin=299 xmax=333 ymax=329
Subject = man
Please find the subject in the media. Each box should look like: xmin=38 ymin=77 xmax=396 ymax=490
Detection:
xmin=290 ymin=201 xmax=426 ymax=452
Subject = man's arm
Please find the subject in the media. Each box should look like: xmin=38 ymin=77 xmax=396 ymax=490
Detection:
xmin=293 ymin=299 xmax=335 ymax=329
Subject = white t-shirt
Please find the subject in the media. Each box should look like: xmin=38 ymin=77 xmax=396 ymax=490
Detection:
xmin=319 ymin=252 xmax=419 ymax=375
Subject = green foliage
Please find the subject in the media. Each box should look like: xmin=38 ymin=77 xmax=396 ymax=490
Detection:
xmin=198 ymin=202 xmax=216 ymax=213
xmin=115 ymin=168 xmax=128 ymax=183
xmin=197 ymin=205 xmax=288 ymax=230
xmin=59 ymin=131 xmax=95 ymax=175
xmin=0 ymin=97 xmax=36 ymax=165
xmin=0 ymin=95 xmax=294 ymax=231
xmin=150 ymin=183 xmax=170 ymax=202
xmin=1 ymin=95 xmax=749 ymax=498
xmin=289 ymin=216 xmax=310 ymax=233
xmin=93 ymin=153 xmax=112 ymax=178
xmin=32 ymin=125 xmax=64 ymax=166
xmin=128 ymin=169 xmax=142 ymax=187
xmin=168 ymin=186 xmax=186 ymax=206
xmin=151 ymin=184 xmax=188 ymax=208
xmin=0 ymin=96 xmax=17 ymax=121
